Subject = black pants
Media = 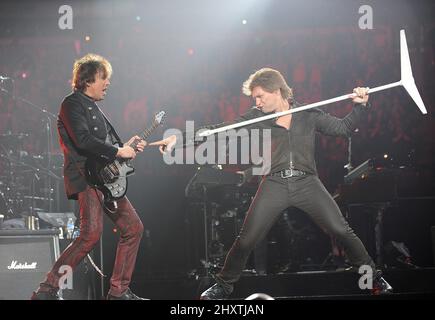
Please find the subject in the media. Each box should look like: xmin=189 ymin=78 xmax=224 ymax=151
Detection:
xmin=218 ymin=174 xmax=375 ymax=283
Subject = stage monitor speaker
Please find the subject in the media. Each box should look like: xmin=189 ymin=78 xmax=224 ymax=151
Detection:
xmin=0 ymin=229 xmax=60 ymax=300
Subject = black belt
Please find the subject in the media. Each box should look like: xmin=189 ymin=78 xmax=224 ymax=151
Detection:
xmin=269 ymin=168 xmax=307 ymax=178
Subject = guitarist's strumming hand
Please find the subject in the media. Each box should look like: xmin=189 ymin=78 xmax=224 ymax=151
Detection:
xmin=117 ymin=135 xmax=147 ymax=159
xmin=149 ymin=134 xmax=177 ymax=155
xmin=116 ymin=146 xmax=136 ymax=159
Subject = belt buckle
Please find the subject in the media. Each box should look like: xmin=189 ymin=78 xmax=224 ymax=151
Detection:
xmin=280 ymin=169 xmax=305 ymax=178
xmin=281 ymin=169 xmax=294 ymax=178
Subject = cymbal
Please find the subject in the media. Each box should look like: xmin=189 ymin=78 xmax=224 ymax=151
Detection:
xmin=0 ymin=133 xmax=29 ymax=143
xmin=0 ymin=133 xmax=29 ymax=137
xmin=23 ymin=196 xmax=53 ymax=201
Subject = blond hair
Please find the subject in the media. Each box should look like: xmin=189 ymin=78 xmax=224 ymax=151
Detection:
xmin=242 ymin=68 xmax=293 ymax=100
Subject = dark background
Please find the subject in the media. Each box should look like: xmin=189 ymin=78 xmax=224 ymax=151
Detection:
xmin=1 ymin=0 xmax=434 ymax=292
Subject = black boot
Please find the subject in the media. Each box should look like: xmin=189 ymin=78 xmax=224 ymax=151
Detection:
xmin=372 ymin=272 xmax=393 ymax=295
xmin=200 ymin=275 xmax=234 ymax=300
xmin=31 ymin=284 xmax=63 ymax=300
xmin=107 ymin=288 xmax=149 ymax=300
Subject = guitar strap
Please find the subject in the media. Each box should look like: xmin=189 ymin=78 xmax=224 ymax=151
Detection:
xmin=96 ymin=105 xmax=122 ymax=147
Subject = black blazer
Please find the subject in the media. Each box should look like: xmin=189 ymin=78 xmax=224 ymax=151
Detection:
xmin=57 ymin=91 xmax=122 ymax=199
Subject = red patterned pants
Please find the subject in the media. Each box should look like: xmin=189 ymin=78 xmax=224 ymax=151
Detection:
xmin=43 ymin=186 xmax=144 ymax=297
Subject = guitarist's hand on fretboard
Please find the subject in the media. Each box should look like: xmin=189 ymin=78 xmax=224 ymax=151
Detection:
xmin=135 ymin=139 xmax=147 ymax=152
xmin=125 ymin=135 xmax=147 ymax=153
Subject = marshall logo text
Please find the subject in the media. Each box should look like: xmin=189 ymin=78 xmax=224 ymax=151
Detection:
xmin=7 ymin=260 xmax=38 ymax=270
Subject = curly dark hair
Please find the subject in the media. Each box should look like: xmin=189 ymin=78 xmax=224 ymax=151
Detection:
xmin=71 ymin=53 xmax=112 ymax=91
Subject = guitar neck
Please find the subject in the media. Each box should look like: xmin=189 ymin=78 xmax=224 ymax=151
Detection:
xmin=129 ymin=121 xmax=159 ymax=149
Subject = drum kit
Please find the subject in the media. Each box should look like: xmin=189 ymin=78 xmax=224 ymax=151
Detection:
xmin=1 ymin=73 xmax=64 ymax=223
xmin=0 ymin=132 xmax=63 ymax=221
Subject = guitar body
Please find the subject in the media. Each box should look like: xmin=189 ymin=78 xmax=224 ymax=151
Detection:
xmin=85 ymin=157 xmax=135 ymax=201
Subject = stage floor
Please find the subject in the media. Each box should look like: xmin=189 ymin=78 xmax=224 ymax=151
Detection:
xmin=128 ymin=267 xmax=435 ymax=300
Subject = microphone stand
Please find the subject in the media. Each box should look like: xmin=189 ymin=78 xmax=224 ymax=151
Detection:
xmin=0 ymin=82 xmax=58 ymax=213
xmin=45 ymin=115 xmax=54 ymax=212
xmin=344 ymin=136 xmax=353 ymax=174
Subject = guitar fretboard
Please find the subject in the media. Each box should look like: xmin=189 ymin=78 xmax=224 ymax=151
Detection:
xmin=130 ymin=119 xmax=160 ymax=150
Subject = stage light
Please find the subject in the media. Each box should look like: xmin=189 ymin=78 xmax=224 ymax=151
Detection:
xmin=21 ymin=72 xmax=27 ymax=79
xmin=242 ymin=19 xmax=247 ymax=25
xmin=187 ymin=48 xmax=194 ymax=56
xmin=85 ymin=35 xmax=91 ymax=42
xmin=383 ymin=154 xmax=388 ymax=159
xmin=136 ymin=15 xmax=141 ymax=21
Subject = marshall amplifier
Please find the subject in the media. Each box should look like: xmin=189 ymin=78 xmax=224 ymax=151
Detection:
xmin=0 ymin=229 xmax=60 ymax=300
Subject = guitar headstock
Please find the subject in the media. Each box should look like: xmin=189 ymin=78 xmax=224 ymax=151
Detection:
xmin=153 ymin=111 xmax=166 ymax=126
xmin=140 ymin=111 xmax=166 ymax=140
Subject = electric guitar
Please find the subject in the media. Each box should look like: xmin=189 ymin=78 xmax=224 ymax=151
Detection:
xmin=85 ymin=111 xmax=166 ymax=202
